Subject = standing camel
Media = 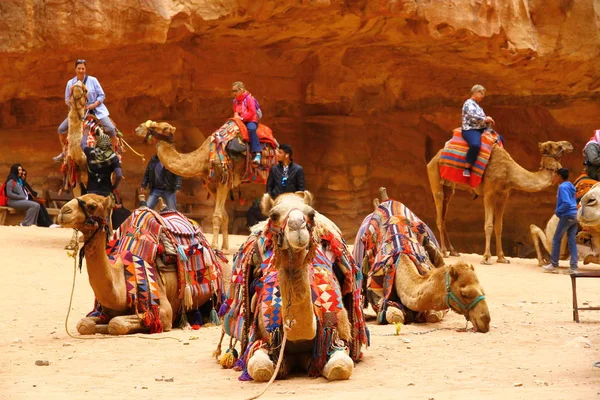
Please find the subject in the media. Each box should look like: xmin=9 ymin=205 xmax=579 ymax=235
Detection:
xmin=135 ymin=120 xmax=274 ymax=251
xmin=427 ymin=140 xmax=573 ymax=264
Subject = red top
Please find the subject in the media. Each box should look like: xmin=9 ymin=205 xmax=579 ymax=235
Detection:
xmin=233 ymin=91 xmax=258 ymax=123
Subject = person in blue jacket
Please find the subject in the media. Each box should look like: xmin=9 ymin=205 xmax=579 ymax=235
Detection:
xmin=542 ymin=168 xmax=579 ymax=274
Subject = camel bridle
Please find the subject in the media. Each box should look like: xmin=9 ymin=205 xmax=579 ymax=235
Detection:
xmin=74 ymin=198 xmax=109 ymax=271
xmin=271 ymin=208 xmax=314 ymax=249
xmin=144 ymin=127 xmax=174 ymax=144
xmin=445 ymin=272 xmax=486 ymax=317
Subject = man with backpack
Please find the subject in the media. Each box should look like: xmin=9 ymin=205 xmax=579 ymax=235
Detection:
xmin=232 ymin=81 xmax=262 ymax=165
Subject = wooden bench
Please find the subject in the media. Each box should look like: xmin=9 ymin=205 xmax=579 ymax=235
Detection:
xmin=0 ymin=206 xmax=18 ymax=225
xmin=570 ymin=270 xmax=600 ymax=322
xmin=46 ymin=191 xmax=74 ymax=223
xmin=177 ymin=193 xmax=206 ymax=226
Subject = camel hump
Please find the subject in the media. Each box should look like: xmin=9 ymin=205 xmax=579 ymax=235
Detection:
xmin=373 ymin=198 xmax=380 ymax=210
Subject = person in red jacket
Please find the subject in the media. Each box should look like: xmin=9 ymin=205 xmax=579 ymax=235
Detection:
xmin=232 ymin=81 xmax=262 ymax=164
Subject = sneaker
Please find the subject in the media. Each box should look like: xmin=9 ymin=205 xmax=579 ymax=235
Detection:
xmin=563 ymin=268 xmax=577 ymax=275
xmin=462 ymin=168 xmax=471 ymax=177
xmin=252 ymin=153 xmax=261 ymax=165
xmin=542 ymin=264 xmax=558 ymax=274
xmin=53 ymin=152 xmax=65 ymax=163
xmin=49 ymin=224 xmax=61 ymax=228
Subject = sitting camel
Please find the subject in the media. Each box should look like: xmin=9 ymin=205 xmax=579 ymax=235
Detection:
xmin=58 ymin=194 xmax=225 ymax=335
xmin=576 ymin=183 xmax=600 ymax=264
xmin=354 ymin=187 xmax=490 ymax=333
xmin=216 ymin=191 xmax=367 ymax=381
xmin=427 ymin=139 xmax=573 ymax=264
xmin=135 ymin=120 xmax=277 ymax=252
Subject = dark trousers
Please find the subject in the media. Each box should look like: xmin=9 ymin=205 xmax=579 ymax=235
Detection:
xmin=462 ymin=128 xmax=485 ymax=167
xmin=245 ymin=122 xmax=262 ymax=154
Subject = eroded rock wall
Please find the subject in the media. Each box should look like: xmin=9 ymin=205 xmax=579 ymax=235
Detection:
xmin=1 ymin=0 xmax=599 ymax=255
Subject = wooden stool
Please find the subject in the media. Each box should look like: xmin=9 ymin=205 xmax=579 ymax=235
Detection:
xmin=570 ymin=271 xmax=600 ymax=322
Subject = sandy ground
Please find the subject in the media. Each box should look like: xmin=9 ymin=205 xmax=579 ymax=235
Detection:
xmin=1 ymin=226 xmax=599 ymax=400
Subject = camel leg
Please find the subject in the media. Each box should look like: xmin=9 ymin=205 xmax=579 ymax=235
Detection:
xmin=107 ymin=315 xmax=146 ymax=335
xmin=220 ymin=204 xmax=230 ymax=252
xmin=247 ymin=349 xmax=275 ymax=382
xmin=211 ymin=184 xmax=229 ymax=250
xmin=385 ymin=306 xmax=405 ymax=324
xmin=76 ymin=316 xmax=109 ymax=335
xmin=494 ymin=191 xmax=510 ymax=264
xmin=322 ymin=350 xmax=354 ymax=381
xmin=481 ymin=193 xmax=495 ymax=265
xmin=530 ymin=224 xmax=549 ymax=266
xmin=442 ymin=185 xmax=459 ymax=256
xmin=428 ymin=158 xmax=450 ymax=257
xmin=423 ymin=309 xmax=447 ymax=323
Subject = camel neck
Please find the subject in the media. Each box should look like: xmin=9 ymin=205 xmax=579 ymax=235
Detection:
xmin=395 ymin=255 xmax=447 ymax=311
xmin=82 ymin=227 xmax=126 ymax=310
xmin=276 ymin=248 xmax=316 ymax=341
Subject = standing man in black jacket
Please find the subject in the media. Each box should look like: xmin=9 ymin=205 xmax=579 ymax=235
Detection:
xmin=140 ymin=154 xmax=182 ymax=210
xmin=266 ymin=144 xmax=305 ymax=199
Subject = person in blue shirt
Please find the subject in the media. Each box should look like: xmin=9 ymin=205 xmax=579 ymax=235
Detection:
xmin=54 ymin=59 xmax=116 ymax=162
xmin=542 ymin=168 xmax=579 ymax=274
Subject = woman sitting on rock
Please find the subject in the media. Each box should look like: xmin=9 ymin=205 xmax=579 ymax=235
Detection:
xmin=461 ymin=84 xmax=495 ymax=177
xmin=4 ymin=164 xmax=40 ymax=227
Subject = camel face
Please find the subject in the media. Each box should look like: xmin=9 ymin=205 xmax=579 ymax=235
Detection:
xmin=70 ymin=81 xmax=87 ymax=115
xmin=58 ymin=194 xmax=114 ymax=230
xmin=263 ymin=191 xmax=316 ymax=251
xmin=538 ymin=141 xmax=573 ymax=158
xmin=578 ymin=183 xmax=600 ymax=227
xmin=134 ymin=120 xmax=176 ymax=142
xmin=448 ymin=263 xmax=490 ymax=333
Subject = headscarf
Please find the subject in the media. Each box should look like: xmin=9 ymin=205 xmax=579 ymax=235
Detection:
xmin=89 ymin=133 xmax=117 ymax=166
xmin=584 ymin=130 xmax=600 ymax=153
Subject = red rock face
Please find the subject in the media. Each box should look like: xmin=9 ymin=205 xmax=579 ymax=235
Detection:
xmin=1 ymin=0 xmax=599 ymax=256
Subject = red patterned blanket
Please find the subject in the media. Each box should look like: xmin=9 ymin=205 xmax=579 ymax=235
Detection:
xmin=439 ymin=128 xmax=503 ymax=188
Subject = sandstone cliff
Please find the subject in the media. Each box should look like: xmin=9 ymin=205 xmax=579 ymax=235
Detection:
xmin=1 ymin=0 xmax=599 ymax=256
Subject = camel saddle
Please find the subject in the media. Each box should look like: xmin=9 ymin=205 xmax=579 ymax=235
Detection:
xmin=439 ymin=128 xmax=503 ymax=188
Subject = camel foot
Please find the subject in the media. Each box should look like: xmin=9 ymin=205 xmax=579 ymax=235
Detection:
xmin=424 ymin=310 xmax=446 ymax=323
xmin=496 ymin=257 xmax=510 ymax=264
xmin=449 ymin=251 xmax=460 ymax=257
xmin=76 ymin=318 xmax=97 ymax=335
xmin=385 ymin=306 xmax=405 ymax=325
xmin=480 ymin=256 xmax=492 ymax=265
xmin=322 ymin=351 xmax=353 ymax=381
xmin=248 ymin=350 xmax=275 ymax=382
xmin=442 ymin=251 xmax=450 ymax=258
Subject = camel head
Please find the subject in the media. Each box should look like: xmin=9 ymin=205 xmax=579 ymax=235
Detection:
xmin=578 ymin=182 xmax=600 ymax=227
xmin=446 ymin=262 xmax=490 ymax=333
xmin=135 ymin=120 xmax=177 ymax=144
xmin=70 ymin=80 xmax=88 ymax=119
xmin=58 ymin=194 xmax=114 ymax=232
xmin=261 ymin=191 xmax=315 ymax=252
xmin=538 ymin=141 xmax=573 ymax=170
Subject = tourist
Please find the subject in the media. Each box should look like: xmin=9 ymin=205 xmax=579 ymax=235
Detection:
xmin=21 ymin=168 xmax=58 ymax=227
xmin=266 ymin=144 xmax=305 ymax=199
xmin=4 ymin=164 xmax=40 ymax=226
xmin=140 ymin=154 xmax=181 ymax=211
xmin=231 ymin=81 xmax=262 ymax=165
xmin=461 ymin=84 xmax=495 ymax=177
xmin=54 ymin=59 xmax=116 ymax=162
xmin=542 ymin=168 xmax=578 ymax=274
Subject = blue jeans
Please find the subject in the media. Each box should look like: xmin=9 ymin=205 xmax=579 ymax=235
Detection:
xmin=462 ymin=128 xmax=485 ymax=167
xmin=245 ymin=122 xmax=262 ymax=154
xmin=550 ymin=215 xmax=578 ymax=269
xmin=147 ymin=189 xmax=177 ymax=211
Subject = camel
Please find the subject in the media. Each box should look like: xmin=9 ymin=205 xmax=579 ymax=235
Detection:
xmin=427 ymin=139 xmax=573 ymax=265
xmin=354 ymin=187 xmax=490 ymax=333
xmin=576 ymin=183 xmax=600 ymax=264
xmin=57 ymin=193 xmax=225 ymax=335
xmin=217 ymin=191 xmax=367 ymax=382
xmin=135 ymin=120 xmax=262 ymax=252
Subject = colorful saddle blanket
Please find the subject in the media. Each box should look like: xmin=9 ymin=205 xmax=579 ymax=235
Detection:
xmin=439 ymin=128 xmax=503 ymax=188
xmin=220 ymin=220 xmax=368 ymax=379
xmin=89 ymin=208 xmax=225 ymax=333
xmin=575 ymin=171 xmax=598 ymax=204
xmin=208 ymin=119 xmax=278 ymax=187
xmin=355 ymin=199 xmax=441 ymax=323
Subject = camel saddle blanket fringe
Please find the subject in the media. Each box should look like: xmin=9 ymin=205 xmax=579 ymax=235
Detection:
xmin=439 ymin=128 xmax=503 ymax=188
xmin=219 ymin=222 xmax=368 ymax=380
xmin=207 ymin=119 xmax=278 ymax=187
xmin=355 ymin=199 xmax=441 ymax=324
xmin=87 ymin=208 xmax=224 ymax=330
xmin=575 ymin=171 xmax=597 ymax=204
